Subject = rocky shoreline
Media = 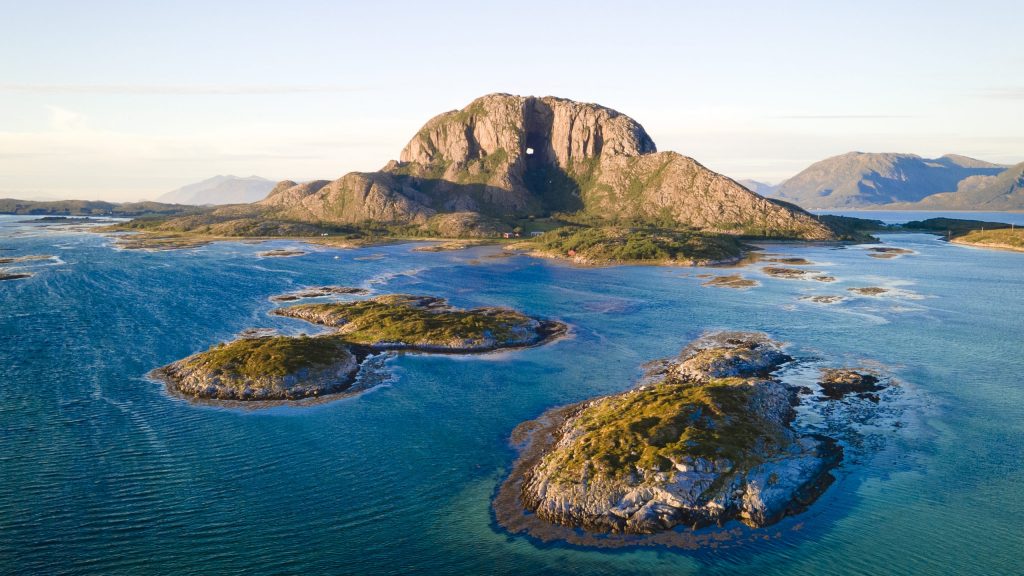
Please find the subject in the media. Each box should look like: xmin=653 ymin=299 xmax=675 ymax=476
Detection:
xmin=155 ymin=294 xmax=567 ymax=403
xmin=493 ymin=332 xmax=885 ymax=549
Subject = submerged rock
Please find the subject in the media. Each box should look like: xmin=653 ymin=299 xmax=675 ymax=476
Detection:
xmin=257 ymin=249 xmax=307 ymax=258
xmin=867 ymin=247 xmax=913 ymax=259
xmin=268 ymin=286 xmax=369 ymax=302
xmin=0 ymin=272 xmax=33 ymax=281
xmin=848 ymin=287 xmax=888 ymax=296
xmin=499 ymin=332 xmax=841 ymax=538
xmin=800 ymin=295 xmax=845 ymax=305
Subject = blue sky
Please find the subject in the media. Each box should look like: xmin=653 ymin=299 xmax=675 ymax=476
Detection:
xmin=2 ymin=0 xmax=1022 ymax=201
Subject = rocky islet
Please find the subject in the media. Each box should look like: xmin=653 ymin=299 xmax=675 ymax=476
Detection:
xmin=495 ymin=332 xmax=893 ymax=547
xmin=154 ymin=294 xmax=566 ymax=402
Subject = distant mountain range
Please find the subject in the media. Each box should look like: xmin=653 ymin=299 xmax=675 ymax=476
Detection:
xmin=738 ymin=180 xmax=778 ymax=197
xmin=765 ymin=152 xmax=1012 ymax=209
xmin=156 ymin=175 xmax=276 ymax=205
xmin=0 ymin=199 xmax=197 ymax=217
xmin=895 ymin=161 xmax=1024 ymax=211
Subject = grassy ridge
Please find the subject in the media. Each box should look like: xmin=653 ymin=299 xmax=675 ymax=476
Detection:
xmin=529 ymin=225 xmax=747 ymax=264
xmin=274 ymin=295 xmax=535 ymax=346
xmin=182 ymin=335 xmax=351 ymax=378
xmin=543 ymin=378 xmax=776 ymax=481
xmin=953 ymin=228 xmax=1024 ymax=250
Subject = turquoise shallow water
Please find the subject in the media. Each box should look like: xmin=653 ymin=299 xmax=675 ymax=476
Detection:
xmin=1 ymin=216 xmax=1022 ymax=575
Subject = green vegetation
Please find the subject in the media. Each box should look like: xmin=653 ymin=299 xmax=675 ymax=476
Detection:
xmin=815 ymin=214 xmax=885 ymax=240
xmin=544 ymin=379 xmax=780 ymax=480
xmin=160 ymin=294 xmax=561 ymax=401
xmin=455 ymin=148 xmax=509 ymax=186
xmin=902 ymin=217 xmax=1012 ymax=235
xmin=274 ymin=295 xmax=539 ymax=348
xmin=952 ymin=228 xmax=1024 ymax=250
xmin=183 ymin=335 xmax=352 ymax=378
xmin=529 ymin=225 xmax=746 ymax=264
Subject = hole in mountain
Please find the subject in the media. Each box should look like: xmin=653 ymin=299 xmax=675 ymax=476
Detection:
xmin=526 ymin=147 xmax=534 ymax=155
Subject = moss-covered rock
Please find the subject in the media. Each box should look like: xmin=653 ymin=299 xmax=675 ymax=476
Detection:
xmin=153 ymin=335 xmax=359 ymax=401
xmin=273 ymin=294 xmax=565 ymax=352
xmin=157 ymin=293 xmax=565 ymax=403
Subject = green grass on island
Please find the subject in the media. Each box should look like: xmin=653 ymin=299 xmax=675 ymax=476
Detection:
xmin=162 ymin=294 xmax=561 ymax=401
xmin=274 ymin=295 xmax=542 ymax=348
xmin=181 ymin=335 xmax=353 ymax=378
xmin=901 ymin=217 xmax=1013 ymax=235
xmin=953 ymin=228 xmax=1024 ymax=250
xmin=541 ymin=378 xmax=780 ymax=482
xmin=525 ymin=225 xmax=749 ymax=264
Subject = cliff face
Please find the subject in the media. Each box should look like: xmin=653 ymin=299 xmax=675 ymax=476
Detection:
xmin=903 ymin=161 xmax=1024 ymax=210
xmin=153 ymin=93 xmax=839 ymax=240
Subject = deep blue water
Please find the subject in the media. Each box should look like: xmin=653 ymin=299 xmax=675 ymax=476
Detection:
xmin=1 ymin=216 xmax=1022 ymax=575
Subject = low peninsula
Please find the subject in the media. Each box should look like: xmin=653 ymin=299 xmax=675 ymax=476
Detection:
xmin=494 ymin=332 xmax=880 ymax=549
xmin=950 ymin=228 xmax=1024 ymax=252
xmin=153 ymin=294 xmax=566 ymax=402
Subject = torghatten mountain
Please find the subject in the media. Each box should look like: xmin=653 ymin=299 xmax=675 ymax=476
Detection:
xmin=136 ymin=94 xmax=839 ymax=240
xmin=156 ymin=175 xmax=276 ymax=205
xmin=770 ymin=152 xmax=1007 ymax=209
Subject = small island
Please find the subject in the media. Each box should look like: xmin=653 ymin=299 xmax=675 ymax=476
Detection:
xmin=702 ymin=274 xmax=759 ymax=289
xmin=867 ymin=247 xmax=914 ymax=259
xmin=819 ymin=369 xmax=886 ymax=401
xmin=761 ymin=266 xmax=834 ymax=282
xmin=494 ymin=332 xmax=880 ymax=549
xmin=153 ymin=335 xmax=359 ymax=401
xmin=272 ymin=294 xmax=566 ymax=352
xmin=154 ymin=294 xmax=566 ymax=402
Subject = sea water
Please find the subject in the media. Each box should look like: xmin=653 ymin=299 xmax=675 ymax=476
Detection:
xmin=1 ymin=215 xmax=1022 ymax=575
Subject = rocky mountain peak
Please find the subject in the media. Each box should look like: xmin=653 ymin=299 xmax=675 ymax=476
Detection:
xmin=399 ymin=93 xmax=656 ymax=177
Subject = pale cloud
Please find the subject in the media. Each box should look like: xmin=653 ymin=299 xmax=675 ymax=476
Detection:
xmin=46 ymin=106 xmax=89 ymax=131
xmin=0 ymin=83 xmax=375 ymax=95
xmin=771 ymin=114 xmax=916 ymax=120
xmin=0 ymin=104 xmax=394 ymax=200
xmin=979 ymin=87 xmax=1024 ymax=99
